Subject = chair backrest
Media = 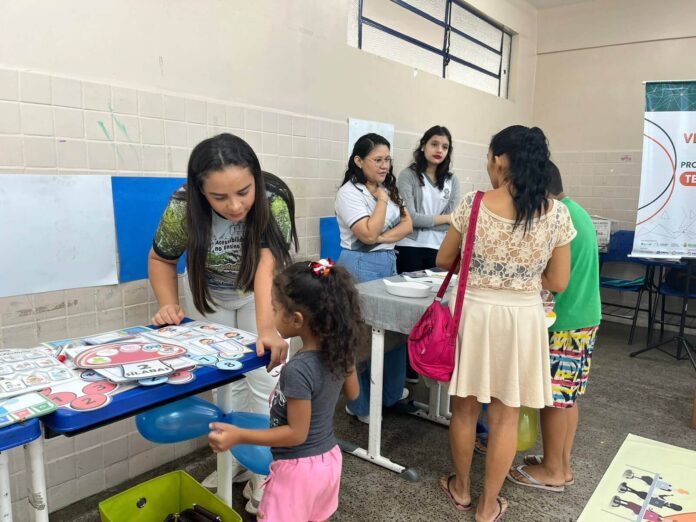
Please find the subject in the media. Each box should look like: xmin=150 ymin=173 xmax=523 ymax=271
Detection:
xmin=319 ymin=216 xmax=342 ymax=261
xmin=600 ymin=230 xmax=636 ymax=264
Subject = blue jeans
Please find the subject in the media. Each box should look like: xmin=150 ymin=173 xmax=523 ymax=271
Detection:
xmin=338 ymin=249 xmax=406 ymax=416
xmin=337 ymin=248 xmax=397 ymax=283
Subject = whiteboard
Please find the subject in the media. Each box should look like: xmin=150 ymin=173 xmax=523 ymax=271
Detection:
xmin=0 ymin=175 xmax=119 ymax=297
xmin=348 ymin=118 xmax=395 ymax=155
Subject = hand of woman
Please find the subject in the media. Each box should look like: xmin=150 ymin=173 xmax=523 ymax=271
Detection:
xmin=152 ymin=304 xmax=185 ymax=326
xmin=375 ymin=187 xmax=389 ymax=203
xmin=256 ymin=331 xmax=289 ymax=371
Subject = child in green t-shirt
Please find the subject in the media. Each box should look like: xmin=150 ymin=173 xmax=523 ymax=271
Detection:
xmin=507 ymin=161 xmax=601 ymax=492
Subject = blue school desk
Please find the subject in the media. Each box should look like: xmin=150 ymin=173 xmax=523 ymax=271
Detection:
xmin=26 ymin=321 xmax=270 ymax=518
xmin=0 ymin=419 xmax=47 ymax=522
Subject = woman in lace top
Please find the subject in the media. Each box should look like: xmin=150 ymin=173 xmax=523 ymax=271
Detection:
xmin=435 ymin=126 xmax=575 ymax=521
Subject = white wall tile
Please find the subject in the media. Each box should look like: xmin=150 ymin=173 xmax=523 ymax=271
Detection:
xmin=0 ymin=101 xmax=21 ymax=133
xmin=116 ymin=144 xmax=142 ymax=171
xmin=54 ymin=108 xmax=84 ymax=138
xmin=112 ymin=86 xmax=138 ymax=115
xmin=262 ymin=111 xmax=278 ymax=133
xmin=67 ymin=313 xmax=97 ymax=336
xmin=112 ymin=114 xmax=140 ymax=143
xmin=207 ymin=103 xmax=226 ymax=126
xmin=84 ymin=111 xmax=113 ymax=141
xmin=56 ymin=139 xmax=87 ymax=168
xmin=82 ymin=81 xmax=111 ymax=111
xmin=19 ymin=72 xmax=51 ymax=104
xmin=307 ymin=118 xmax=321 ymax=138
xmin=0 ymin=69 xmax=19 ymax=101
xmin=138 ymin=91 xmax=163 ymax=118
xmin=104 ymin=461 xmax=129 ymax=489
xmin=164 ymin=95 xmax=186 ymax=121
xmin=245 ymin=130 xmax=262 ymax=152
xmin=122 ymin=281 xmax=148 ymax=305
xmin=140 ymin=118 xmax=165 ymax=145
xmin=262 ymin=133 xmax=278 ymax=155
xmin=167 ymin=147 xmax=189 ymax=173
xmin=187 ymin=124 xmax=208 ymax=147
xmin=245 ymin=108 xmax=263 ymax=131
xmin=165 ymin=121 xmax=188 ymax=147
xmin=87 ymin=141 xmax=116 ymax=170
xmin=51 ymin=77 xmax=82 ymax=108
xmin=21 ymin=104 xmax=54 ymax=136
xmin=75 ymin=468 xmax=106 ymax=499
xmin=142 ymin=145 xmax=167 ymax=171
xmin=185 ymin=99 xmax=206 ymax=124
xmin=278 ymin=114 xmax=292 ymax=135
xmin=292 ymin=116 xmax=307 ymax=137
xmin=2 ymin=324 xmax=39 ymax=348
xmin=103 ymin=436 xmax=128 ymax=467
xmin=226 ymin=105 xmax=244 ymax=128
xmin=48 ymin=480 xmax=78 ymax=512
xmin=23 ymin=136 xmax=56 ymax=167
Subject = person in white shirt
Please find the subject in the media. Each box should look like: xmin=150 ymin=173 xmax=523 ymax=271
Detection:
xmin=334 ymin=133 xmax=413 ymax=423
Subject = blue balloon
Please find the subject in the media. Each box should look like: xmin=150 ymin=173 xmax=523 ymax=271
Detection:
xmin=136 ymin=396 xmax=223 ymax=444
xmin=223 ymin=412 xmax=274 ymax=475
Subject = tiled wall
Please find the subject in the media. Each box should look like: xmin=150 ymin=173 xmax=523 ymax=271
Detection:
xmin=0 ymin=66 xmax=494 ymax=517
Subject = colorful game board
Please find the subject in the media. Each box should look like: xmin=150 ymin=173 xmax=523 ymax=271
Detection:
xmin=0 ymin=347 xmax=77 ymax=400
xmin=0 ymin=392 xmax=57 ymax=428
xmin=42 ymin=326 xmax=153 ymax=352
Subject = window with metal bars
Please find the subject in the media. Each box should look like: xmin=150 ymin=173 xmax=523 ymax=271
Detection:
xmin=348 ymin=0 xmax=512 ymax=98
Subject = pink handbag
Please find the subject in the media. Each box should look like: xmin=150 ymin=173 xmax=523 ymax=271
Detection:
xmin=407 ymin=191 xmax=484 ymax=382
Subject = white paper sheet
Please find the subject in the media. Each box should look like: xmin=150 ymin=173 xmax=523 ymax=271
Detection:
xmin=348 ymin=118 xmax=396 ymax=155
xmin=0 ymin=174 xmax=118 ymax=297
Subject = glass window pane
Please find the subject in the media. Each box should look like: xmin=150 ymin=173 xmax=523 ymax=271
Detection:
xmin=449 ymin=32 xmax=501 ymax=75
xmin=450 ymin=3 xmax=502 ymax=51
xmin=446 ymin=60 xmax=498 ymax=96
xmin=500 ymin=33 xmax=511 ymax=98
xmin=398 ymin=0 xmax=447 ymax=22
xmin=362 ymin=24 xmax=443 ymax=77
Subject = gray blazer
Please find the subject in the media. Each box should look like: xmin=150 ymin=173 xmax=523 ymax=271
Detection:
xmin=397 ymin=166 xmax=461 ymax=238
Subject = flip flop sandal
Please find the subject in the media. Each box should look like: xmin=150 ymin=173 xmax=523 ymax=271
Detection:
xmin=492 ymin=497 xmax=508 ymax=522
xmin=439 ymin=474 xmax=473 ymax=512
xmin=522 ymin=455 xmax=575 ymax=486
xmin=476 ymin=497 xmax=508 ymax=522
xmin=506 ymin=465 xmax=565 ymax=492
xmin=474 ymin=436 xmax=488 ymax=455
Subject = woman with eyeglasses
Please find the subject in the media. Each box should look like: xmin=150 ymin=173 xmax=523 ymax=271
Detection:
xmin=334 ymin=132 xmax=413 ymax=423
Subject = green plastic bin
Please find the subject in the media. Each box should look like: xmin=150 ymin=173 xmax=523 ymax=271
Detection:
xmin=99 ymin=470 xmax=242 ymax=522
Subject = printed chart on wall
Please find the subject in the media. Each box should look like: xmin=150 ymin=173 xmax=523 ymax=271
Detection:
xmin=348 ymin=118 xmax=395 ymax=155
xmin=578 ymin=434 xmax=696 ymax=522
xmin=633 ymin=81 xmax=696 ymax=258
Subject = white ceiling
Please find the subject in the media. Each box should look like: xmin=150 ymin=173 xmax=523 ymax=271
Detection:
xmin=526 ymin=0 xmax=592 ymax=9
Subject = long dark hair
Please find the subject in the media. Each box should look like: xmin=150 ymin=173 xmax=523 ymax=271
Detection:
xmin=489 ymin=125 xmax=550 ymax=233
xmin=342 ymin=133 xmax=406 ymax=216
xmin=410 ymin=125 xmax=453 ymax=190
xmin=186 ymin=133 xmax=299 ymax=314
xmin=273 ymin=262 xmax=364 ymax=378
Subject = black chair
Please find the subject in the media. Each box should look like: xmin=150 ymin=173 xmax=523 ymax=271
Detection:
xmin=599 ymin=230 xmax=654 ymax=345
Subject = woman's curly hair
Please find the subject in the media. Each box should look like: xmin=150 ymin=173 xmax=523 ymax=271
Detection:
xmin=272 ymin=262 xmax=365 ymax=377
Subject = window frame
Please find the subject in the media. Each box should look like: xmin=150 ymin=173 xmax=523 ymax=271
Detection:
xmin=356 ymin=0 xmax=512 ymax=98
